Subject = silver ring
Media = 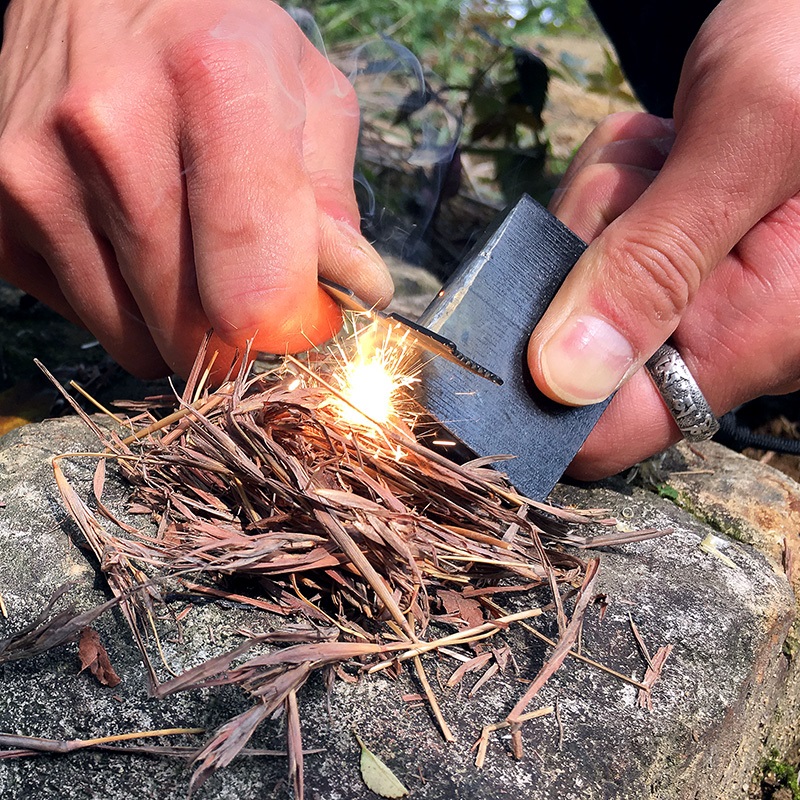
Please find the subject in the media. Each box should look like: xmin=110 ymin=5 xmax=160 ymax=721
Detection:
xmin=645 ymin=343 xmax=720 ymax=442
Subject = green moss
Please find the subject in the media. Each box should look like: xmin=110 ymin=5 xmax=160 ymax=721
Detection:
xmin=762 ymin=753 xmax=800 ymax=800
xmin=665 ymin=490 xmax=753 ymax=544
xmin=783 ymin=635 xmax=799 ymax=660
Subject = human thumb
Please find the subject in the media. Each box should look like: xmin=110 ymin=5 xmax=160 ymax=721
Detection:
xmin=528 ymin=7 xmax=800 ymax=405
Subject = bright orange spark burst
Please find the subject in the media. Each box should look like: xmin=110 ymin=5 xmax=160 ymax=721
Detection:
xmin=332 ymin=318 xmax=419 ymax=428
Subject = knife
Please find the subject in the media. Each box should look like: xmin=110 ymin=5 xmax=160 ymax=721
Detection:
xmin=324 ymin=194 xmax=606 ymax=501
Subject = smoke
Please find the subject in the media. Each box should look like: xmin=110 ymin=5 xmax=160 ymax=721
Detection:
xmin=287 ymin=8 xmax=463 ymax=271
xmin=347 ymin=37 xmax=462 ymax=267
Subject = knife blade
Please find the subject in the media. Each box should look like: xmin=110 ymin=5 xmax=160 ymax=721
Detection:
xmin=319 ymin=278 xmax=503 ymax=386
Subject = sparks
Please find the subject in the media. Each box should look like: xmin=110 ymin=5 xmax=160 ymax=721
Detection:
xmin=333 ymin=318 xmax=419 ymax=428
xmin=341 ymin=358 xmax=396 ymax=424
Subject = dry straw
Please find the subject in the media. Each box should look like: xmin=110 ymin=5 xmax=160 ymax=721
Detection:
xmin=0 ymin=331 xmax=669 ymax=796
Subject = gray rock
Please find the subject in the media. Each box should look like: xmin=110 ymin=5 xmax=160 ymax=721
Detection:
xmin=657 ymin=441 xmax=800 ymax=765
xmin=0 ymin=418 xmax=796 ymax=800
xmin=383 ymin=257 xmax=441 ymax=320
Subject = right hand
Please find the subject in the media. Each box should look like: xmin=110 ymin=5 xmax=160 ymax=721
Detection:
xmin=0 ymin=0 xmax=393 ymax=378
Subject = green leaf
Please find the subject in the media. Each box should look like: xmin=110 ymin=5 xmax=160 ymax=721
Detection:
xmin=656 ymin=484 xmax=679 ymax=500
xmin=354 ymin=732 xmax=408 ymax=798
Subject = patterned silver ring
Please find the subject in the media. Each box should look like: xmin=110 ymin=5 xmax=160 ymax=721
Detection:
xmin=645 ymin=343 xmax=720 ymax=442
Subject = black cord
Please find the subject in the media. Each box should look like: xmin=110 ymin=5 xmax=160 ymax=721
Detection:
xmin=714 ymin=411 xmax=800 ymax=455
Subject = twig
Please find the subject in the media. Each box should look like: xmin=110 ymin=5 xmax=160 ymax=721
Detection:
xmin=287 ymin=689 xmax=304 ymax=799
xmin=505 ymin=560 xmax=600 ymax=759
xmin=0 ymin=728 xmax=204 ymax=755
xmin=474 ymin=707 xmax=553 ymax=769
xmin=121 ymin=395 xmax=225 ymax=446
xmin=314 ymin=508 xmax=415 ymax=641
xmin=481 ymin=599 xmax=649 ymax=691
xmin=413 ymin=655 xmax=454 ymax=742
xmin=629 ymin=613 xmax=654 ymax=670
xmin=367 ymin=607 xmax=546 ymax=674
xmin=637 ymin=645 xmax=674 ymax=711
xmin=69 ymin=381 xmax=125 ymax=424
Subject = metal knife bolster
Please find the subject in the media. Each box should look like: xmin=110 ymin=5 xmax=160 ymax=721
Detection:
xmin=415 ymin=194 xmax=609 ymax=501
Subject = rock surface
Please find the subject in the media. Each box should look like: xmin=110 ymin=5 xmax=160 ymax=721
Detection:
xmin=659 ymin=441 xmax=800 ymax=765
xmin=0 ymin=417 xmax=796 ymax=800
xmin=663 ymin=442 xmax=800 ymax=606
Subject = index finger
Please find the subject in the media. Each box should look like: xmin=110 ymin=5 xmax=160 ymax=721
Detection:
xmin=172 ymin=13 xmax=339 ymax=354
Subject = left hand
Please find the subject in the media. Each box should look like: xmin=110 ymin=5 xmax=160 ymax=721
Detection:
xmin=527 ymin=0 xmax=800 ymax=479
xmin=544 ymin=111 xmax=800 ymax=479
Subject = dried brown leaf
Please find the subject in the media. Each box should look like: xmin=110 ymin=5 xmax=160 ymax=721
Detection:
xmin=446 ymin=652 xmax=493 ymax=688
xmin=37 ymin=343 xmax=668 ymax=793
xmin=0 ymin=584 xmax=119 ymax=664
xmin=190 ymin=703 xmax=272 ymax=794
xmin=286 ymin=689 xmax=304 ymax=800
xmin=78 ymin=627 xmax=121 ymax=688
xmin=637 ymin=644 xmax=674 ymax=711
xmin=439 ymin=590 xmax=484 ymax=630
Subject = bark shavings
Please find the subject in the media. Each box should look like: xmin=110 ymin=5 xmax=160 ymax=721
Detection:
xmin=9 ymin=336 xmax=672 ymax=796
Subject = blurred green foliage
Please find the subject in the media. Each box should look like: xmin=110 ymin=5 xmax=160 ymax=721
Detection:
xmin=284 ymin=0 xmax=606 ymax=269
xmin=297 ymin=1 xmax=597 ymax=85
xmin=518 ymin=0 xmax=600 ymax=34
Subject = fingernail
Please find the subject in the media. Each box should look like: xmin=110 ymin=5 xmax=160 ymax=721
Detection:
xmin=538 ymin=315 xmax=635 ymax=404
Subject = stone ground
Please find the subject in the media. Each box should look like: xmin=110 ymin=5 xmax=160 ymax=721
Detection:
xmin=0 ymin=251 xmax=798 ymax=799
xmin=0 ymin=260 xmax=798 ymax=799
xmin=0 ymin=417 xmax=797 ymax=800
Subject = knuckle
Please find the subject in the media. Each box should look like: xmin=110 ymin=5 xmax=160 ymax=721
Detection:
xmin=168 ymin=31 xmax=298 ymax=113
xmin=557 ymin=163 xmax=653 ymax=238
xmin=589 ymin=111 xmax=650 ymax=148
xmin=586 ymin=112 xmax=672 ymax=154
xmin=53 ymin=84 xmax=123 ymax=153
xmin=170 ymin=37 xmax=285 ymax=141
xmin=764 ymin=74 xmax=800 ymax=152
xmin=210 ymin=209 xmax=265 ymax=254
xmin=593 ymin=111 xmax=642 ymax=139
xmin=167 ymin=37 xmax=262 ymax=131
xmin=53 ymin=85 xmax=163 ymax=234
xmin=204 ymin=278 xmax=285 ymax=338
xmin=0 ymin=138 xmax=49 ymax=214
xmin=605 ymin=227 xmax=702 ymax=325
xmin=571 ymin=162 xmax=630 ymax=202
xmin=168 ymin=34 xmax=242 ymax=96
xmin=309 ymin=167 xmax=354 ymax=203
xmin=168 ymin=24 xmax=310 ymax=149
xmin=592 ymin=137 xmax=669 ymax=171
xmin=747 ymin=71 xmax=797 ymax=129
xmin=52 ymin=84 xmax=146 ymax=195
